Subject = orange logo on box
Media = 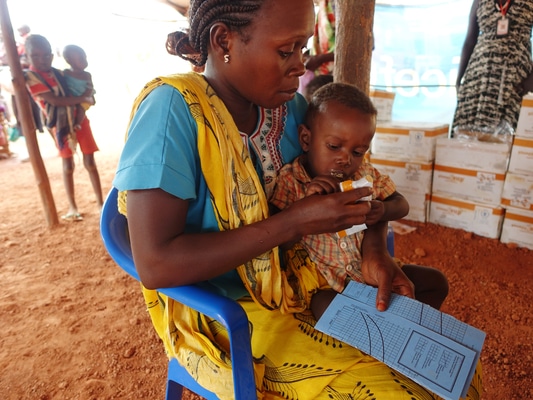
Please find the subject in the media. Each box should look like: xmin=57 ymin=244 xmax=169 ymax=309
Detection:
xmin=477 ymin=173 xmax=495 ymax=183
xmin=441 ymin=174 xmax=464 ymax=184
xmin=379 ymin=136 xmax=400 ymax=143
xmin=435 ymin=205 xmax=463 ymax=215
xmin=406 ymin=164 xmax=421 ymax=173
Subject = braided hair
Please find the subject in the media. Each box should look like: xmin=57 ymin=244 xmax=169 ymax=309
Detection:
xmin=166 ymin=0 xmax=264 ymax=67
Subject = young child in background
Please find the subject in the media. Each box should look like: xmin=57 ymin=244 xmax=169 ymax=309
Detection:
xmin=0 ymin=105 xmax=10 ymax=159
xmin=62 ymin=44 xmax=95 ymax=131
xmin=270 ymin=82 xmax=449 ymax=309
xmin=302 ymin=73 xmax=332 ymax=102
xmin=24 ymin=34 xmax=103 ymax=221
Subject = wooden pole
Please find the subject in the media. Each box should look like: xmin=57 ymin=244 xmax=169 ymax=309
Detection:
xmin=334 ymin=0 xmax=375 ymax=93
xmin=0 ymin=0 xmax=58 ymax=226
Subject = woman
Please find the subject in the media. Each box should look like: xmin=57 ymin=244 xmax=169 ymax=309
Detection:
xmin=113 ymin=0 xmax=482 ymax=398
xmin=453 ymin=0 xmax=533 ymax=132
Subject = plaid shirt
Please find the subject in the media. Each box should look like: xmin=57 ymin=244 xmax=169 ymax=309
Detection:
xmin=270 ymin=156 xmax=396 ymax=292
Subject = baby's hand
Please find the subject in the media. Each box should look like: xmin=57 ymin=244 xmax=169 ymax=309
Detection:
xmin=306 ymin=175 xmax=340 ymax=196
xmin=364 ymin=199 xmax=385 ymax=225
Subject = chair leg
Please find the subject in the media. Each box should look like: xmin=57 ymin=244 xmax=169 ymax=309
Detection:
xmin=166 ymin=380 xmax=184 ymax=400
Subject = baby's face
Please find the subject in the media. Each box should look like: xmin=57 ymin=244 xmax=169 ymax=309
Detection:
xmin=302 ymin=101 xmax=375 ymax=180
xmin=66 ymin=52 xmax=88 ymax=71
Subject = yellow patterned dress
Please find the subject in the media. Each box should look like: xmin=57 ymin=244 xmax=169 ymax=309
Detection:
xmin=118 ymin=73 xmax=482 ymax=400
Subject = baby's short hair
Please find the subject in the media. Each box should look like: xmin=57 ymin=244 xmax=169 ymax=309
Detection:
xmin=306 ymin=82 xmax=377 ymax=125
xmin=63 ymin=44 xmax=86 ymax=60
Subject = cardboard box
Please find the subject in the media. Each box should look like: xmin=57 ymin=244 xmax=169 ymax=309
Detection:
xmin=500 ymin=207 xmax=533 ymax=250
xmin=500 ymin=172 xmax=533 ymax=211
xmin=431 ymin=164 xmax=505 ymax=206
xmin=397 ymin=186 xmax=430 ymax=223
xmin=371 ymin=122 xmax=449 ymax=162
xmin=507 ymin=137 xmax=533 ymax=175
xmin=370 ymin=89 xmax=395 ymax=122
xmin=369 ymin=157 xmax=434 ymax=194
xmin=434 ymin=137 xmax=511 ymax=174
xmin=515 ymin=94 xmax=533 ymax=138
xmin=429 ymin=194 xmax=504 ymax=239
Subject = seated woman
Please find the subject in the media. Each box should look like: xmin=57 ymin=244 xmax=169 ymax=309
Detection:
xmin=113 ymin=0 xmax=482 ymax=398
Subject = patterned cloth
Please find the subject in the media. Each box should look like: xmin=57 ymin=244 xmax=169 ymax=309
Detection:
xmin=453 ymin=0 xmax=533 ymax=131
xmin=64 ymin=74 xmax=95 ymax=111
xmin=25 ymin=67 xmax=76 ymax=150
xmin=115 ymin=73 xmax=482 ymax=400
xmin=270 ymin=156 xmax=397 ymax=292
xmin=311 ymin=0 xmax=336 ymax=75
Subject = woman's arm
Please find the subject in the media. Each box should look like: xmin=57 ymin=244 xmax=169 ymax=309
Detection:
xmin=36 ymin=91 xmax=91 ymax=107
xmin=456 ymin=0 xmax=480 ymax=89
xmin=360 ymin=221 xmax=415 ymax=311
xmin=127 ymin=185 xmax=373 ymax=289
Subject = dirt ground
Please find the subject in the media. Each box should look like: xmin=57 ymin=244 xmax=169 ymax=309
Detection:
xmin=1 ymin=129 xmax=532 ymax=400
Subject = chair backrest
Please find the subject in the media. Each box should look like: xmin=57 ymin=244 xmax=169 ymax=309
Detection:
xmin=100 ymin=187 xmax=138 ymax=280
xmin=99 ymin=187 xmax=257 ymax=400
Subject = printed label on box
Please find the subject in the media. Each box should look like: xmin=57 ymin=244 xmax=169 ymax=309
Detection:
xmin=372 ymin=122 xmax=449 ymax=162
xmin=370 ymin=90 xmax=395 ymax=122
xmin=370 ymin=157 xmax=434 ymax=194
xmin=432 ymin=164 xmax=505 ymax=206
xmin=500 ymin=207 xmax=533 ymax=250
xmin=508 ymin=137 xmax=533 ymax=175
xmin=435 ymin=138 xmax=511 ymax=174
xmin=500 ymin=172 xmax=533 ymax=211
xmin=515 ymin=95 xmax=533 ymax=138
xmin=429 ymin=195 xmax=504 ymax=239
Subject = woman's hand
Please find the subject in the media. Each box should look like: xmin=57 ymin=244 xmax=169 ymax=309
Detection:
xmin=304 ymin=52 xmax=334 ymax=71
xmin=285 ymin=186 xmax=372 ymax=238
xmin=361 ymin=222 xmax=415 ymax=311
xmin=364 ymin=200 xmax=385 ymax=225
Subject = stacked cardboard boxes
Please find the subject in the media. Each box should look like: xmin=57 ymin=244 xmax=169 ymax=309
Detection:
xmin=367 ymin=90 xmax=533 ymax=249
xmin=370 ymin=121 xmax=448 ymax=222
xmin=429 ymin=137 xmax=511 ymax=239
xmin=369 ymin=90 xmax=395 ymax=122
xmin=500 ymin=96 xmax=533 ymax=249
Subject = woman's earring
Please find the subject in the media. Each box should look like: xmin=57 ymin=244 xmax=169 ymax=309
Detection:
xmin=224 ymin=54 xmax=230 ymax=64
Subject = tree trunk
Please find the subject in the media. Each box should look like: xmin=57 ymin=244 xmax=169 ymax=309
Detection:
xmin=334 ymin=0 xmax=375 ymax=93
xmin=0 ymin=0 xmax=58 ymax=226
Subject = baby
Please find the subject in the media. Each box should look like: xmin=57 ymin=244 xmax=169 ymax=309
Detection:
xmin=270 ymin=82 xmax=448 ymax=309
xmin=62 ymin=44 xmax=95 ymax=131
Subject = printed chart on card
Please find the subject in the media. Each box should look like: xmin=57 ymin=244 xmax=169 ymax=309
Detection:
xmin=315 ymin=281 xmax=486 ymax=400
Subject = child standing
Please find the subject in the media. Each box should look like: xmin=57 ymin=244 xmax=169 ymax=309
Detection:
xmin=24 ymin=34 xmax=103 ymax=221
xmin=62 ymin=44 xmax=96 ymax=131
xmin=270 ymin=82 xmax=449 ymax=309
xmin=0 ymin=105 xmax=10 ymax=159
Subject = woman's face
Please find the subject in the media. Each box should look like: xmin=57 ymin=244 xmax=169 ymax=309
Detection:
xmin=222 ymin=0 xmax=315 ymax=109
xmin=301 ymin=101 xmax=376 ymax=180
xmin=27 ymin=41 xmax=53 ymax=72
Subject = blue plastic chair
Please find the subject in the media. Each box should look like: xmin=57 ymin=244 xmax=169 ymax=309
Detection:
xmin=100 ymin=187 xmax=396 ymax=399
xmin=100 ymin=187 xmax=257 ymax=400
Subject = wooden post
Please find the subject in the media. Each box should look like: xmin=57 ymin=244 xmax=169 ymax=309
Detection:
xmin=334 ymin=0 xmax=375 ymax=93
xmin=0 ymin=0 xmax=59 ymax=226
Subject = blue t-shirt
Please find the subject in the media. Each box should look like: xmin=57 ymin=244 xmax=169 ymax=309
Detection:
xmin=113 ymin=83 xmax=307 ymax=298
